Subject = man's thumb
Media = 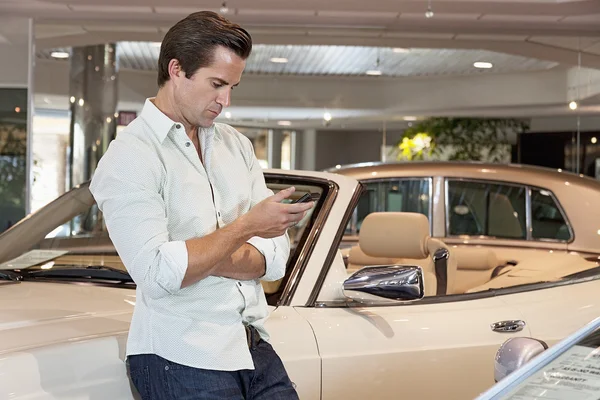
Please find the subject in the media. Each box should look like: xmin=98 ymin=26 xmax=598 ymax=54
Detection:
xmin=271 ymin=186 xmax=295 ymax=202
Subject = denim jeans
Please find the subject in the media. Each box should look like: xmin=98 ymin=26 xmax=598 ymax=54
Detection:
xmin=127 ymin=335 xmax=299 ymax=399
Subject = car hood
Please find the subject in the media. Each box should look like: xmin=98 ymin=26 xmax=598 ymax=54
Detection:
xmin=0 ymin=281 xmax=134 ymax=354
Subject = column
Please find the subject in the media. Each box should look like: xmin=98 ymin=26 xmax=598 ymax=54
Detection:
xmin=267 ymin=129 xmax=283 ymax=169
xmin=68 ymin=43 xmax=118 ymax=189
xmin=299 ymin=129 xmax=316 ymax=171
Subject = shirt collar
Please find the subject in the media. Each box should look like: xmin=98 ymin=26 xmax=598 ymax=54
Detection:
xmin=140 ymin=98 xmax=176 ymax=143
xmin=140 ymin=97 xmax=218 ymax=143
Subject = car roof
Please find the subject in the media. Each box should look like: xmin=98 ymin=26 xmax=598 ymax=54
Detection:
xmin=327 ymin=161 xmax=600 ymax=190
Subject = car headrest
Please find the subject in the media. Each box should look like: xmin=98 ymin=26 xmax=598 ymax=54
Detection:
xmin=359 ymin=212 xmax=429 ymax=259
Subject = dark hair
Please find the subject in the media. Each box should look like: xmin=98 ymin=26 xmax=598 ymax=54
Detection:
xmin=157 ymin=11 xmax=252 ymax=87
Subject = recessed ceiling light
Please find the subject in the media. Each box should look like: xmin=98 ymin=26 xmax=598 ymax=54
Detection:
xmin=403 ymin=116 xmax=418 ymax=121
xmin=323 ymin=112 xmax=332 ymax=122
xmin=51 ymin=51 xmax=69 ymax=59
xmin=277 ymin=121 xmax=292 ymax=126
xmin=392 ymin=48 xmax=410 ymax=53
xmin=592 ymin=137 xmax=597 ymax=144
xmin=474 ymin=62 xmax=493 ymax=69
xmin=569 ymin=101 xmax=578 ymax=110
xmin=224 ymin=111 xmax=232 ymax=119
xmin=366 ymin=70 xmax=382 ymax=76
xmin=270 ymin=57 xmax=288 ymax=63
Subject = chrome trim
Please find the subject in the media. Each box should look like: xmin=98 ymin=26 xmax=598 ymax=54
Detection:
xmin=443 ymin=177 xmax=574 ymax=244
xmin=525 ymin=187 xmax=532 ymax=240
xmin=491 ymin=320 xmax=526 ymax=333
xmin=274 ymin=175 xmax=339 ymax=306
xmin=343 ymin=265 xmax=424 ymax=303
xmin=306 ymin=182 xmax=365 ymax=307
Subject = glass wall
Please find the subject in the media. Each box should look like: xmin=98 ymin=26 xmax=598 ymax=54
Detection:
xmin=0 ymin=88 xmax=28 ymax=233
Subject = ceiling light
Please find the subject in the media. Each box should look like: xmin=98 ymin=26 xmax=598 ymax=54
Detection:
xmin=474 ymin=62 xmax=493 ymax=69
xmin=14 ymin=107 xmax=20 ymax=113
xmin=592 ymin=137 xmax=597 ymax=144
xmin=219 ymin=1 xmax=229 ymax=13
xmin=403 ymin=116 xmax=418 ymax=121
xmin=277 ymin=121 xmax=292 ymax=126
xmin=323 ymin=112 xmax=332 ymax=122
xmin=366 ymin=70 xmax=382 ymax=76
xmin=569 ymin=101 xmax=578 ymax=110
xmin=270 ymin=57 xmax=288 ymax=64
xmin=70 ymin=96 xmax=75 ymax=104
xmin=224 ymin=111 xmax=232 ymax=119
xmin=50 ymin=51 xmax=69 ymax=59
xmin=425 ymin=7 xmax=434 ymax=18
xmin=393 ymin=48 xmax=410 ymax=53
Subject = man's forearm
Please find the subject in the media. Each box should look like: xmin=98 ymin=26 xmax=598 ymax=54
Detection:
xmin=181 ymin=218 xmax=254 ymax=288
xmin=211 ymin=243 xmax=266 ymax=280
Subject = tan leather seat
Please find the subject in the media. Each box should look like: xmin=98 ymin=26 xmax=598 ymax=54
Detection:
xmin=358 ymin=212 xmax=457 ymax=295
xmin=452 ymin=247 xmax=503 ymax=294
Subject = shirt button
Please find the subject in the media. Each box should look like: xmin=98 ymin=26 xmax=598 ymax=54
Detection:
xmin=185 ymin=142 xmax=191 ymax=147
xmin=238 ymin=282 xmax=242 ymax=287
xmin=217 ymin=211 xmax=221 ymax=217
xmin=175 ymin=124 xmax=181 ymax=129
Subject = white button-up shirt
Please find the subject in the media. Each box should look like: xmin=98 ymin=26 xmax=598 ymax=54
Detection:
xmin=89 ymin=98 xmax=289 ymax=371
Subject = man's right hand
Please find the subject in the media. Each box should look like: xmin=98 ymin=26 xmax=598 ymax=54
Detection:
xmin=241 ymin=187 xmax=314 ymax=239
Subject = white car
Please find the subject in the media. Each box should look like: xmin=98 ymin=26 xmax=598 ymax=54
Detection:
xmin=0 ymin=169 xmax=599 ymax=400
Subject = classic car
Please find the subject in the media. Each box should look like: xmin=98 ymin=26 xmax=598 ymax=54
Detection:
xmin=329 ymin=161 xmax=600 ymax=259
xmin=476 ymin=315 xmax=600 ymax=399
xmin=1 ymin=168 xmax=600 ymax=400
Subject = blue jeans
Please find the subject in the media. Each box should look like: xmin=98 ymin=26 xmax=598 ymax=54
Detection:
xmin=126 ymin=336 xmax=299 ymax=399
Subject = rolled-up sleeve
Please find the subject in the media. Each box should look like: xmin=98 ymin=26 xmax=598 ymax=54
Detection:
xmin=244 ymin=138 xmax=290 ymax=282
xmin=90 ymin=139 xmax=188 ymax=299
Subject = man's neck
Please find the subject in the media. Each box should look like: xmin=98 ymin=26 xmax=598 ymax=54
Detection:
xmin=154 ymin=88 xmax=198 ymax=141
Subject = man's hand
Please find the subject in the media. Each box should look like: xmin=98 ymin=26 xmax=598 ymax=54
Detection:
xmin=240 ymin=187 xmax=314 ymax=239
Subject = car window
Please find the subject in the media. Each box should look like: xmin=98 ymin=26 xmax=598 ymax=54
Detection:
xmin=447 ymin=180 xmax=526 ymax=239
xmin=346 ymin=178 xmax=431 ymax=235
xmin=531 ymin=189 xmax=572 ymax=241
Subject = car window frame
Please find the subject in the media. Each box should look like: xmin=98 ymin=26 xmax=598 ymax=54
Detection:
xmin=444 ymin=178 xmax=574 ymax=244
xmin=346 ymin=177 xmax=433 ymax=236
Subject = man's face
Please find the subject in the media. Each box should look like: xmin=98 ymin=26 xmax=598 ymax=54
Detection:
xmin=172 ymin=46 xmax=245 ymax=128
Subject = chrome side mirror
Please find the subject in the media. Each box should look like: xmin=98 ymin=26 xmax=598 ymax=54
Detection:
xmin=494 ymin=337 xmax=548 ymax=382
xmin=343 ymin=265 xmax=424 ymax=303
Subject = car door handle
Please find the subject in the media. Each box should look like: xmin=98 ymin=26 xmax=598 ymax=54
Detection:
xmin=491 ymin=320 xmax=526 ymax=333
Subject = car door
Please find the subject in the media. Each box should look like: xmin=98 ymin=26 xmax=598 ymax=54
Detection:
xmin=499 ymin=276 xmax=600 ymax=348
xmin=295 ymin=275 xmax=530 ymax=400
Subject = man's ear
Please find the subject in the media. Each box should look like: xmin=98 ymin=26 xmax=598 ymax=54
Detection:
xmin=168 ymin=59 xmax=185 ymax=80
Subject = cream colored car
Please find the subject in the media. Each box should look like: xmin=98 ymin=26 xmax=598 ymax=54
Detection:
xmin=331 ymin=161 xmax=600 ymax=260
xmin=0 ymin=169 xmax=599 ymax=400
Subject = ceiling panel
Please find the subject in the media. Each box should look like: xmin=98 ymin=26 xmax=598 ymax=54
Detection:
xmin=37 ymin=42 xmax=559 ymax=77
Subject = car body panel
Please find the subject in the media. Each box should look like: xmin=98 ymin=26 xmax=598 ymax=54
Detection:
xmin=297 ymin=296 xmax=530 ymax=400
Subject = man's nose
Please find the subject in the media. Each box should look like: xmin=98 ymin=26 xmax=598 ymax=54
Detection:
xmin=217 ymin=89 xmax=231 ymax=108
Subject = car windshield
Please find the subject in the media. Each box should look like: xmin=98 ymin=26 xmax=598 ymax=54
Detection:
xmin=479 ymin=317 xmax=600 ymax=400
xmin=0 ymin=174 xmax=330 ymax=299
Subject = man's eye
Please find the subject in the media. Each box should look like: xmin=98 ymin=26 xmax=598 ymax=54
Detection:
xmin=212 ymin=82 xmax=223 ymax=88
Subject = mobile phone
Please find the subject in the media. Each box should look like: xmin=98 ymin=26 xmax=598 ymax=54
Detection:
xmin=292 ymin=193 xmax=312 ymax=204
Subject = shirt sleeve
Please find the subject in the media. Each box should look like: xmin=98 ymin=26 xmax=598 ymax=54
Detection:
xmin=89 ymin=138 xmax=188 ymax=299
xmin=243 ymin=137 xmax=290 ymax=282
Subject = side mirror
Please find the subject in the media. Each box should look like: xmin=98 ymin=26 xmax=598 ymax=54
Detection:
xmin=494 ymin=337 xmax=548 ymax=382
xmin=343 ymin=265 xmax=424 ymax=303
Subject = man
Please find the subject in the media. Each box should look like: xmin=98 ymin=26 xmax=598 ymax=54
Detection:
xmin=90 ymin=11 xmax=311 ymax=399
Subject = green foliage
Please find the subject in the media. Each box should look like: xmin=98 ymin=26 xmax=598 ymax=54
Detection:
xmin=397 ymin=117 xmax=529 ymax=162
xmin=0 ymin=123 xmax=27 ymax=207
